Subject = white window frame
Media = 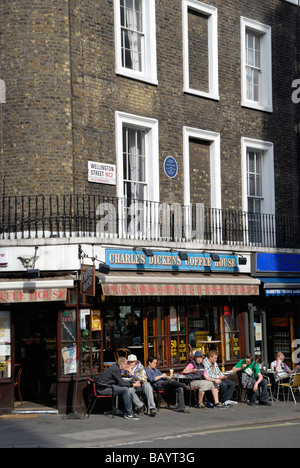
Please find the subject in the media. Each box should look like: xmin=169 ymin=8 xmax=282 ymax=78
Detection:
xmin=241 ymin=137 xmax=275 ymax=216
xmin=183 ymin=0 xmax=219 ymax=100
xmin=115 ymin=111 xmax=159 ymax=202
xmin=282 ymin=0 xmax=299 ymax=5
xmin=114 ymin=0 xmax=158 ymax=85
xmin=0 ymin=79 xmax=6 ymax=104
xmin=241 ymin=17 xmax=273 ymax=113
xmin=183 ymin=127 xmax=221 ymax=209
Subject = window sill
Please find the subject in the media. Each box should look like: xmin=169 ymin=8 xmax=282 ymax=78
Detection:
xmin=242 ymin=100 xmax=273 ymax=113
xmin=184 ymin=88 xmax=220 ymax=102
xmin=116 ymin=70 xmax=158 ymax=86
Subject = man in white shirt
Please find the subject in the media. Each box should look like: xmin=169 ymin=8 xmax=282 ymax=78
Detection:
xmin=271 ymin=352 xmax=294 ymax=380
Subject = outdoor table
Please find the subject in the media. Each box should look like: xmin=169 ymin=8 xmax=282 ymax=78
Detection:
xmin=223 ymin=371 xmax=240 ymax=388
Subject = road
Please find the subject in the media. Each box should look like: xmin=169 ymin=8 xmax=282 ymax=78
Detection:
xmin=120 ymin=421 xmax=300 ymax=449
xmin=1 ymin=401 xmax=300 ymax=450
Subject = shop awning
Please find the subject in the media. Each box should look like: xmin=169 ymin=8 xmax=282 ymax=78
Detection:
xmin=98 ymin=272 xmax=260 ymax=297
xmin=0 ymin=275 xmax=74 ymax=303
xmin=257 ymin=277 xmax=300 ymax=297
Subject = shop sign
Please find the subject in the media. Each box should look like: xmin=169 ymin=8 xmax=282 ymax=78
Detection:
xmin=106 ymin=249 xmax=239 ymax=273
xmin=81 ymin=264 xmax=96 ymax=296
xmin=88 ymin=161 xmax=116 ymax=185
xmin=0 ymin=288 xmax=67 ymax=303
xmin=102 ymin=283 xmax=259 ymax=297
xmin=254 ymin=253 xmax=300 ymax=275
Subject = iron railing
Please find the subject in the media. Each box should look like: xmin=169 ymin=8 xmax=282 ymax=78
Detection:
xmin=0 ymin=194 xmax=299 ymax=249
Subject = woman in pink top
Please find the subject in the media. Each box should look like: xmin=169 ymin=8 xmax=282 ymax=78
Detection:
xmin=183 ymin=351 xmax=224 ymax=408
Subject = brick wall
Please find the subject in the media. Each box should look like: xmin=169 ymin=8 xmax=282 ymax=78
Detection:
xmin=0 ymin=0 xmax=299 ymax=217
xmin=0 ymin=0 xmax=74 ymax=196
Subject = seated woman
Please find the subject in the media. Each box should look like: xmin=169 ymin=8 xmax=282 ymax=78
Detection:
xmin=145 ymin=355 xmax=189 ymax=413
xmin=183 ymin=350 xmax=222 ymax=409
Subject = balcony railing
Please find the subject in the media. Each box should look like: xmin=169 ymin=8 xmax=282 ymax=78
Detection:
xmin=0 ymin=194 xmax=299 ymax=249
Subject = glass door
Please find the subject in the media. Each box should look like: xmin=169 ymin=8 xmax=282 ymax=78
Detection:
xmin=170 ymin=306 xmax=188 ymax=367
xmin=144 ymin=306 xmax=168 ymax=367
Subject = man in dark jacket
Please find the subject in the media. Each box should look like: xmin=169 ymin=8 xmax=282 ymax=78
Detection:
xmin=96 ymin=357 xmax=140 ymax=420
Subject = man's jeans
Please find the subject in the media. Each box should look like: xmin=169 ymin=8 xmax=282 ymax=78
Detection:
xmin=101 ymin=385 xmax=133 ymax=415
xmin=249 ymin=378 xmax=268 ymax=403
xmin=219 ymin=378 xmax=236 ymax=402
xmin=157 ymin=379 xmax=186 ymax=410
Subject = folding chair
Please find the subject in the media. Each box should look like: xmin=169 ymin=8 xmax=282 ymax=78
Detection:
xmin=85 ymin=377 xmax=117 ymax=418
xmin=263 ymin=375 xmax=274 ymax=402
xmin=278 ymin=373 xmax=300 ymax=404
xmin=153 ymin=388 xmax=166 ymax=411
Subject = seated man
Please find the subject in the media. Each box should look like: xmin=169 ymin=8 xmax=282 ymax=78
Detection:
xmin=203 ymin=350 xmax=236 ymax=407
xmin=231 ymin=354 xmax=271 ymax=406
xmin=146 ymin=355 xmax=189 ymax=413
xmin=183 ymin=351 xmax=220 ymax=409
xmin=96 ymin=356 xmax=140 ymax=420
xmin=271 ymin=352 xmax=298 ymax=380
xmin=122 ymin=354 xmax=157 ymax=417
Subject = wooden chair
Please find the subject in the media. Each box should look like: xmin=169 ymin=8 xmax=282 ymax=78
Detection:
xmin=188 ymin=344 xmax=195 ymax=360
xmin=114 ymin=348 xmax=131 ymax=361
xmin=14 ymin=365 xmax=23 ymax=405
xmin=85 ymin=377 xmax=117 ymax=418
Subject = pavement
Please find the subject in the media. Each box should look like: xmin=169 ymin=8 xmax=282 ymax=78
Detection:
xmin=1 ymin=400 xmax=300 ymax=448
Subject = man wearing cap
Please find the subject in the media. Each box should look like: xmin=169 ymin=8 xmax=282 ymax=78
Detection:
xmin=122 ymin=354 xmax=157 ymax=417
xmin=183 ymin=351 xmax=221 ymax=408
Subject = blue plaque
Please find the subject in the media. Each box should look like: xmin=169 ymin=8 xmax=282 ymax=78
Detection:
xmin=164 ymin=156 xmax=178 ymax=179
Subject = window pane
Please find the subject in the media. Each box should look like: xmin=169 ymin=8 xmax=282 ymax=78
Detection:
xmin=61 ymin=309 xmax=77 ymax=375
xmin=0 ymin=311 xmax=11 ymax=378
xmin=248 ymin=151 xmax=255 ymax=172
xmin=120 ymin=0 xmax=143 ymax=72
xmin=123 ymin=127 xmax=147 ymax=201
xmin=246 ymin=32 xmax=261 ymax=102
xmin=80 ymin=310 xmax=102 ymax=376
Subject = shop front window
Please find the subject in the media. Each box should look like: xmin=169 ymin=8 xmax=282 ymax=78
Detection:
xmin=170 ymin=306 xmax=188 ymax=366
xmin=223 ymin=306 xmax=241 ymax=362
xmin=147 ymin=306 xmax=168 ymax=367
xmin=80 ymin=309 xmax=103 ymax=375
xmin=103 ymin=304 xmax=144 ymax=366
xmin=188 ymin=305 xmax=221 ymax=356
xmin=0 ymin=311 xmax=11 ymax=378
xmin=61 ymin=309 xmax=77 ymax=376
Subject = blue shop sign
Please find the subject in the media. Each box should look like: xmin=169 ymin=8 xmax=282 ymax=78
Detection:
xmin=106 ymin=249 xmax=239 ymax=273
xmin=256 ymin=253 xmax=300 ymax=274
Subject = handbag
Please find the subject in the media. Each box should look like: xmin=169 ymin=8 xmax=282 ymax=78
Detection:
xmin=241 ymin=368 xmax=257 ymax=390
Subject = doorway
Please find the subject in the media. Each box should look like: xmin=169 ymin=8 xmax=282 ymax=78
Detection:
xmin=14 ymin=306 xmax=58 ymax=411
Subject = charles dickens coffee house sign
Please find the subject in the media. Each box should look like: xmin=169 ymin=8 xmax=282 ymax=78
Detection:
xmin=106 ymin=250 xmax=239 ymax=272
